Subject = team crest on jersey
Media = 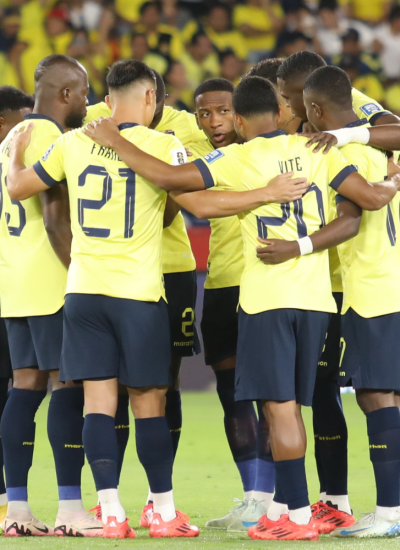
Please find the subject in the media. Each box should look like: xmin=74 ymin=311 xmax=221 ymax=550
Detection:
xmin=203 ymin=150 xmax=224 ymax=164
xmin=359 ymin=103 xmax=380 ymax=116
xmin=42 ymin=143 xmax=55 ymax=161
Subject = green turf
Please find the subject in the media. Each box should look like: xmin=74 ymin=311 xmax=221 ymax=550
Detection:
xmin=0 ymin=392 xmax=396 ymax=549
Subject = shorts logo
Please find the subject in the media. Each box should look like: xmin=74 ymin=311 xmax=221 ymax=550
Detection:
xmin=42 ymin=143 xmax=55 ymax=161
xmin=359 ymin=103 xmax=381 ymax=116
xmin=203 ymin=150 xmax=224 ymax=164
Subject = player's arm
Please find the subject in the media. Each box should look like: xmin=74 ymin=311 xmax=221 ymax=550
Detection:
xmin=7 ymin=124 xmax=55 ymax=199
xmin=256 ymin=199 xmax=361 ymax=265
xmin=40 ymin=185 xmax=72 ymax=268
xmin=170 ymin=172 xmax=310 ymax=219
xmin=84 ymin=118 xmax=206 ymax=192
xmin=333 ymin=170 xmax=400 ymax=211
xmin=163 ymin=195 xmax=181 ymax=228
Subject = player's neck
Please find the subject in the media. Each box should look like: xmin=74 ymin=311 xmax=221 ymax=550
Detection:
xmin=242 ymin=121 xmax=278 ymax=142
xmin=320 ymin=110 xmax=359 ymax=132
xmin=110 ymin=106 xmax=147 ymax=127
xmin=32 ymin=100 xmax=66 ymax=131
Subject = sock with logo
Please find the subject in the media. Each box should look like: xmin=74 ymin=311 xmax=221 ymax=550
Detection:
xmin=0 ymin=388 xmax=46 ymax=510
xmin=0 ymin=378 xmax=9 ymax=500
xmin=367 ymin=407 xmax=400 ymax=508
xmin=135 ymin=417 xmax=175 ymax=521
xmin=313 ymin=411 xmax=326 ymax=497
xmin=165 ymin=389 xmax=182 ymax=460
xmin=48 ymin=387 xmax=85 ymax=514
xmin=312 ymin=378 xmax=348 ymax=503
xmin=215 ymin=369 xmax=258 ymax=497
xmin=275 ymin=457 xmax=310 ymax=524
xmin=115 ymin=394 xmax=130 ymax=483
xmin=253 ymin=401 xmax=275 ymax=508
xmin=83 ymin=413 xmax=125 ymax=522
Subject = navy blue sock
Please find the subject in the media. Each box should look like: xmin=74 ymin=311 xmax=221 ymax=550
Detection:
xmin=48 ymin=387 xmax=84 ymax=502
xmin=165 ymin=389 xmax=182 ymax=460
xmin=215 ymin=369 xmax=257 ymax=494
xmin=313 ymin=412 xmax=326 ymax=495
xmin=255 ymin=401 xmax=275 ymax=494
xmin=0 ymin=379 xmax=9 ymax=495
xmin=312 ymin=378 xmax=348 ymax=495
xmin=83 ymin=414 xmax=118 ymax=491
xmin=115 ymin=394 xmax=130 ymax=483
xmin=275 ymin=457 xmax=309 ymax=510
xmin=0 ymin=388 xmax=46 ymax=499
xmin=273 ymin=477 xmax=286 ymax=504
xmin=135 ymin=417 xmax=173 ymax=494
xmin=367 ymin=407 xmax=400 ymax=507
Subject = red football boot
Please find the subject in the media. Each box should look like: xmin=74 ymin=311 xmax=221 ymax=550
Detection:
xmin=102 ymin=516 xmax=135 ymax=539
xmin=253 ymin=515 xmax=319 ymax=541
xmin=149 ymin=512 xmax=199 ymax=538
xmin=248 ymin=514 xmax=288 ymax=539
xmin=312 ymin=501 xmax=356 ymax=534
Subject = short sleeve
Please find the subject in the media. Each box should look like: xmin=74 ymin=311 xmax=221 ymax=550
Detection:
xmin=192 ymin=147 xmax=240 ymax=191
xmin=352 ymin=88 xmax=391 ymax=125
xmin=33 ymin=136 xmax=66 ymax=187
xmin=326 ymin=147 xmax=357 ymax=191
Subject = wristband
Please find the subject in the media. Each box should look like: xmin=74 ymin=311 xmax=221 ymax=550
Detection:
xmin=297 ymin=236 xmax=313 ymax=255
xmin=322 ymin=127 xmax=370 ymax=147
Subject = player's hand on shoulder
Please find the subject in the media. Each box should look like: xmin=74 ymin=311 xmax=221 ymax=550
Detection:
xmin=256 ymin=238 xmax=300 ymax=265
xmin=388 ymin=156 xmax=400 ymax=178
xmin=302 ymin=132 xmax=338 ymax=154
xmin=266 ymin=171 xmax=310 ymax=203
xmin=83 ymin=117 xmax=120 ymax=149
xmin=9 ymin=122 xmax=34 ymax=157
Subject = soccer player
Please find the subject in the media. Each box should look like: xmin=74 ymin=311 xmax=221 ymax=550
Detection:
xmin=0 ymin=57 xmax=102 ymax=537
xmin=79 ymin=75 xmax=400 ymax=540
xmin=303 ymin=66 xmax=400 ymax=538
xmin=85 ymin=73 xmax=203 ymax=523
xmin=0 ymin=86 xmax=34 ymax=526
xmin=7 ymin=59 xmax=202 ymax=540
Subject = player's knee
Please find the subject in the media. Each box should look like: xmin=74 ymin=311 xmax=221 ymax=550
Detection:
xmin=356 ymin=389 xmax=396 ymax=415
xmin=211 ymin=356 xmax=236 ymax=372
xmin=129 ymin=386 xmax=168 ymax=418
xmin=13 ymin=368 xmax=48 ymax=391
xmin=264 ymin=399 xmax=297 ymax=425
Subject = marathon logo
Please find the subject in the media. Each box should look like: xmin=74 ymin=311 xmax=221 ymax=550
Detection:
xmin=42 ymin=143 xmax=55 ymax=161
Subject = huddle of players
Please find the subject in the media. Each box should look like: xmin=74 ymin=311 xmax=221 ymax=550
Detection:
xmin=0 ymin=49 xmax=400 ymax=542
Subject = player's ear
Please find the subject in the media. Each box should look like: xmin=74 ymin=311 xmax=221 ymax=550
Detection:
xmin=105 ymin=95 xmax=112 ymax=109
xmin=312 ymin=102 xmax=322 ymax=119
xmin=276 ymin=105 xmax=282 ymax=125
xmin=146 ymin=88 xmax=155 ymax=106
xmin=63 ymin=87 xmax=71 ymax=103
xmin=233 ymin=112 xmax=243 ymax=131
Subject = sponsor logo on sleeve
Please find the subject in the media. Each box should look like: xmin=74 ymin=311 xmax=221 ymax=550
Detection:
xmin=42 ymin=143 xmax=55 ymax=161
xmin=203 ymin=150 xmax=224 ymax=164
xmin=171 ymin=148 xmax=187 ymax=165
xmin=359 ymin=103 xmax=381 ymax=116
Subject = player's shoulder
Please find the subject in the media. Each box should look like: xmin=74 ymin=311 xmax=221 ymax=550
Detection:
xmin=85 ymin=102 xmax=111 ymax=124
xmin=351 ymin=87 xmax=388 ymax=118
xmin=132 ymin=124 xmax=184 ymax=150
xmin=189 ymin=138 xmax=213 ymax=160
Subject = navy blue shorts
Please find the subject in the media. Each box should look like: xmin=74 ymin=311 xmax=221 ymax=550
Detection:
xmin=201 ymin=286 xmax=239 ymax=365
xmin=61 ymin=293 xmax=171 ymax=387
xmin=164 ymin=270 xmax=201 ymax=358
xmin=317 ymin=292 xmax=342 ymax=380
xmin=0 ymin=318 xmax=11 ymax=379
xmin=339 ymin=308 xmax=400 ymax=391
xmin=4 ymin=308 xmax=63 ymax=371
xmin=236 ymin=308 xmax=330 ymax=406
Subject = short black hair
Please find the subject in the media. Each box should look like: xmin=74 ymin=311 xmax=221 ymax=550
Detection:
xmin=342 ymin=28 xmax=359 ymax=42
xmin=0 ymin=86 xmax=34 ymax=116
xmin=194 ymin=78 xmax=234 ymax=101
xmin=139 ymin=1 xmax=161 ymax=16
xmin=34 ymin=54 xmax=82 ymax=82
xmin=304 ymin=66 xmax=352 ymax=109
xmin=233 ymin=76 xmax=279 ymax=118
xmin=389 ymin=5 xmax=400 ymax=22
xmin=152 ymin=68 xmax=166 ymax=105
xmin=208 ymin=2 xmax=231 ymax=17
xmin=190 ymin=31 xmax=209 ymax=46
xmin=246 ymin=58 xmax=284 ymax=84
xmin=276 ymin=51 xmax=326 ymax=82
xmin=106 ymin=59 xmax=156 ymax=91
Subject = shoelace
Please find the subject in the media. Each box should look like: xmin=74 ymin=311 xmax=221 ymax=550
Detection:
xmin=247 ymin=499 xmax=265 ymax=513
xmin=229 ymin=498 xmax=247 ymax=513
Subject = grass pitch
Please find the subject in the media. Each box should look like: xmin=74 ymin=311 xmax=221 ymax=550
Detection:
xmin=1 ymin=392 xmax=396 ymax=549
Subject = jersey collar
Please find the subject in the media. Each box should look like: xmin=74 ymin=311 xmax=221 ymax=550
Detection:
xmin=344 ymin=118 xmax=368 ymax=128
xmin=24 ymin=113 xmax=63 ymax=134
xmin=258 ymin=129 xmax=287 ymax=139
xmin=118 ymin=122 xmax=139 ymax=130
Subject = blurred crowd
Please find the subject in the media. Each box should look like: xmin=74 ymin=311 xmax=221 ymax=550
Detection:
xmin=1 ymin=0 xmax=400 ymax=113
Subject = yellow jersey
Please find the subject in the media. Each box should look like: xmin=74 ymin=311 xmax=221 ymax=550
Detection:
xmin=193 ymin=130 xmax=356 ymax=315
xmin=190 ymin=138 xmax=244 ymax=289
xmin=0 ymin=115 xmax=67 ymax=317
xmin=85 ymin=104 xmax=203 ymax=274
xmin=233 ymin=3 xmax=284 ymax=52
xmin=352 ymin=87 xmax=391 ymax=125
xmin=34 ymin=123 xmax=187 ymax=302
xmin=337 ymin=123 xmax=399 ymax=318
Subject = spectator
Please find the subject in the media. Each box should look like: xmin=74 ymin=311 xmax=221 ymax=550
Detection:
xmin=233 ymin=0 xmax=285 ymax=62
xmin=69 ymin=0 xmax=104 ymax=31
xmin=333 ymin=28 xmax=381 ymax=75
xmin=373 ymin=6 xmax=400 ymax=81
xmin=130 ymin=32 xmax=168 ymax=74
xmin=219 ymin=50 xmax=242 ymax=85
xmin=135 ymin=1 xmax=183 ymax=59
xmin=180 ymin=31 xmax=220 ymax=89
xmin=338 ymin=53 xmax=384 ymax=103
xmin=316 ymin=0 xmax=349 ymax=58
xmin=115 ymin=0 xmax=146 ymax=23
xmin=46 ymin=8 xmax=73 ymax=55
xmin=0 ymin=10 xmax=26 ymax=90
xmin=275 ymin=30 xmax=312 ymax=58
xmin=159 ymin=0 xmax=192 ymax=30
xmin=345 ymin=0 xmax=391 ymax=26
xmin=164 ymin=59 xmax=192 ymax=110
xmin=205 ymin=4 xmax=248 ymax=61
